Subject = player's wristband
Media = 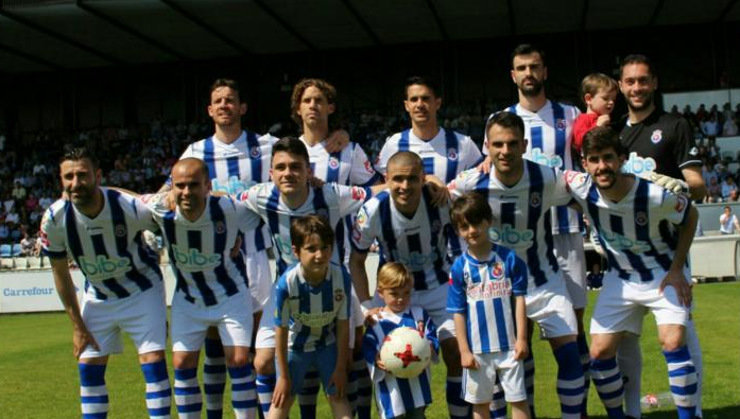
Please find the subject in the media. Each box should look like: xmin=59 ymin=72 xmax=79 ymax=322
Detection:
xmin=360 ymin=300 xmax=374 ymax=316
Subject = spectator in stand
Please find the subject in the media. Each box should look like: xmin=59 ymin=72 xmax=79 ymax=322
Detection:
xmin=20 ymin=230 xmax=37 ymax=256
xmin=720 ymin=205 xmax=740 ymax=234
xmin=2 ymin=192 xmax=14 ymax=213
xmin=702 ymin=114 xmax=721 ymax=138
xmin=706 ymin=176 xmax=722 ymax=203
xmin=11 ymin=180 xmax=26 ymax=202
xmin=0 ymin=222 xmax=9 ymax=244
xmin=24 ymin=193 xmax=39 ymax=213
xmin=5 ymin=208 xmax=19 ymax=226
xmin=696 ymin=104 xmax=708 ymax=122
xmin=722 ymin=176 xmax=739 ymax=202
xmin=723 ymin=116 xmax=738 ymax=137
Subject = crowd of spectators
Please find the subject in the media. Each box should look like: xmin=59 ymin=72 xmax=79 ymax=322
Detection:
xmin=670 ymin=102 xmax=740 ymax=139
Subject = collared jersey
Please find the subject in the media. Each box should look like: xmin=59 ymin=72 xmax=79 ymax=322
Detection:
xmin=362 ymin=305 xmax=438 ymax=419
xmin=486 ymin=101 xmax=581 ymax=234
xmin=177 ymin=130 xmax=276 ymax=252
xmin=274 ymin=262 xmax=351 ymax=352
xmin=618 ymin=110 xmax=701 ymax=180
xmin=377 ymin=128 xmax=482 ymax=183
xmin=351 ymin=186 xmax=460 ymax=291
xmin=448 ymin=161 xmax=572 ymax=289
xmin=144 ymin=193 xmax=259 ymax=306
xmin=239 ymin=183 xmax=370 ymax=275
xmin=564 ymin=171 xmax=691 ymax=283
xmin=41 ymin=188 xmax=163 ymax=302
xmin=447 ymin=246 xmax=527 ymax=353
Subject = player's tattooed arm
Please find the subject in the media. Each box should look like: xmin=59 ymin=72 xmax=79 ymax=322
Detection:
xmin=660 ymin=205 xmax=698 ymax=307
xmin=50 ymin=258 xmax=100 ymax=359
xmin=324 ymin=129 xmax=350 ymax=153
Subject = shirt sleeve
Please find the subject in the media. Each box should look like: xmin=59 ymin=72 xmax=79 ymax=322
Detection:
xmin=551 ymin=168 xmax=576 ymax=207
xmin=447 ymin=168 xmax=479 ymax=199
xmin=234 ymin=199 xmax=261 ymax=232
xmin=351 ymin=202 xmax=379 ymax=252
xmin=459 ymin=135 xmax=484 ymax=171
xmin=375 ymin=136 xmax=395 ymax=176
xmin=39 ymin=206 xmax=67 ymax=258
xmin=673 ymin=116 xmax=701 ymax=169
xmin=335 ymin=184 xmax=371 ymax=217
xmin=422 ymin=308 xmax=440 ymax=354
xmin=659 ymin=189 xmax=691 ymax=226
xmin=361 ymin=323 xmax=386 ymax=382
xmin=349 ymin=144 xmax=382 ymax=186
xmin=446 ymin=258 xmax=467 ymax=314
xmin=131 ymin=194 xmax=160 ymax=233
xmin=274 ymin=275 xmax=291 ymax=327
xmin=507 ymin=251 xmax=529 ymax=296
xmin=338 ymin=269 xmax=352 ymax=320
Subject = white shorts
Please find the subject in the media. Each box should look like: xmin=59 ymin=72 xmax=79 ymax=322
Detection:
xmin=80 ymin=285 xmax=167 ymax=359
xmin=253 ymin=288 xmax=363 ymax=350
xmin=526 ymin=279 xmax=578 ymax=339
xmin=462 ymin=351 xmax=527 ymax=404
xmin=171 ymin=290 xmax=254 ymax=352
xmin=554 ymin=233 xmax=587 ymax=310
xmin=372 ymin=283 xmax=456 ymax=341
xmin=247 ymin=250 xmax=272 ymax=313
xmin=590 ymin=272 xmax=691 ymax=335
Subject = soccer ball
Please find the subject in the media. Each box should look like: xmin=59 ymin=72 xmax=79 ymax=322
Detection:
xmin=379 ymin=326 xmax=431 ymax=379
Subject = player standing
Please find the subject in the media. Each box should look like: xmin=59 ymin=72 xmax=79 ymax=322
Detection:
xmin=42 ymin=147 xmax=171 ymax=418
xmin=450 ymin=112 xmax=585 ymax=419
xmin=567 ymin=126 xmax=699 ymax=419
xmin=616 ymin=55 xmax=705 ymax=419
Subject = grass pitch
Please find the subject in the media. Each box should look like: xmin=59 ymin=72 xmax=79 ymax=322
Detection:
xmin=1 ymin=282 xmax=738 ymax=418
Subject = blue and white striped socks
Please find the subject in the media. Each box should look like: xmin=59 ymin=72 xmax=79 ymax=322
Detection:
xmin=577 ymin=335 xmax=591 ymax=417
xmin=590 ymin=357 xmax=624 ymax=418
xmin=140 ymin=360 xmax=172 ymax=418
xmin=174 ymin=368 xmax=202 ymax=418
xmin=203 ymin=338 xmax=226 ymax=419
xmin=446 ymin=376 xmax=470 ymax=418
xmin=554 ymin=342 xmax=585 ymax=419
xmin=353 ymin=352 xmax=372 ymax=419
xmin=79 ymin=363 xmax=109 ymax=419
xmin=664 ymin=346 xmax=697 ymax=419
xmin=228 ymin=365 xmax=257 ymax=419
xmin=523 ymin=351 xmax=536 ymax=417
xmin=256 ymin=373 xmax=276 ymax=416
xmin=297 ymin=369 xmax=319 ymax=419
xmin=489 ymin=374 xmax=507 ymax=419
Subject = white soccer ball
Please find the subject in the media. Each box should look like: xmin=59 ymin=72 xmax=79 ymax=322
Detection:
xmin=379 ymin=326 xmax=431 ymax=379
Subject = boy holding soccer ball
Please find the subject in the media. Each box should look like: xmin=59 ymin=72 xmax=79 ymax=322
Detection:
xmin=447 ymin=193 xmax=530 ymax=419
xmin=269 ymin=215 xmax=353 ymax=419
xmin=362 ymin=262 xmax=439 ymax=419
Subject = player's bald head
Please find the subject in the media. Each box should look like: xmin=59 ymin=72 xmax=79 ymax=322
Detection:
xmin=387 ymin=151 xmax=423 ymax=173
xmin=172 ymin=158 xmax=210 ymax=182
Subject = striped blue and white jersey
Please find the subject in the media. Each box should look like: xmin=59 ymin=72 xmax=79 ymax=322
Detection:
xmin=448 ymin=161 xmax=572 ymax=289
xmin=143 ymin=193 xmax=260 ymax=306
xmin=301 ymin=136 xmax=381 ymax=263
xmin=300 ymin=137 xmax=381 ymax=187
xmin=40 ymin=188 xmax=163 ymax=302
xmin=564 ymin=171 xmax=691 ymax=283
xmin=377 ymin=128 xmax=483 ymax=183
xmin=447 ymin=246 xmax=528 ymax=353
xmin=274 ymin=262 xmax=351 ymax=352
xmin=177 ymin=130 xmax=276 ymax=252
xmin=239 ymin=182 xmax=370 ymax=275
xmin=362 ymin=305 xmax=439 ymax=419
xmin=485 ymin=101 xmax=581 ymax=235
xmin=351 ymin=186 xmax=460 ymax=291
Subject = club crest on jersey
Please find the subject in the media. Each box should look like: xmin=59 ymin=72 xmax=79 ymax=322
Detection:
xmin=564 ymin=170 xmax=587 ymax=187
xmin=334 ymin=289 xmax=344 ymax=302
xmin=635 ymin=211 xmax=648 ymax=226
xmin=114 ymin=224 xmax=127 ymax=237
xmin=650 ymin=129 xmax=663 ymax=144
xmin=250 ymin=146 xmax=261 ymax=159
xmin=530 ymin=192 xmax=542 ymax=208
xmin=329 ymin=157 xmax=340 ymax=169
xmin=215 ymin=221 xmax=226 ymax=234
xmin=351 ymin=187 xmax=366 ymax=201
xmin=447 ymin=148 xmax=458 ymax=161
xmin=490 ymin=262 xmax=504 ymax=280
xmin=556 ymin=118 xmax=566 ymax=131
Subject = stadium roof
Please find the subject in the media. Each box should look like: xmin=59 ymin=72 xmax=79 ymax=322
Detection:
xmin=1 ymin=0 xmax=738 ymax=73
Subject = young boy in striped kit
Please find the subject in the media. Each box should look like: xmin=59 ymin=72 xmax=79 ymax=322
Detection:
xmin=269 ymin=215 xmax=353 ymax=419
xmin=362 ymin=262 xmax=439 ymax=419
xmin=447 ymin=192 xmax=530 ymax=419
xmin=566 ymin=127 xmax=699 ymax=419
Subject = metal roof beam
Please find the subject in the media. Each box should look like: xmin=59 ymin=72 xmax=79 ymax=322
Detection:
xmin=253 ymin=0 xmax=317 ymax=51
xmin=424 ymin=0 xmax=448 ymax=41
xmin=648 ymin=0 xmax=665 ymax=26
xmin=340 ymin=0 xmax=382 ymax=46
xmin=77 ymin=0 xmax=189 ymax=61
xmin=0 ymin=6 xmax=123 ymax=65
xmin=160 ymin=0 xmax=252 ymax=56
xmin=0 ymin=41 xmax=64 ymax=71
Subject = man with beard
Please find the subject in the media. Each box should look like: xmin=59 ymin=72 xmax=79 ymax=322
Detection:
xmin=41 ymin=147 xmax=171 ymax=418
xmin=615 ymin=55 xmax=705 ymax=419
xmin=566 ymin=126 xmax=699 ymax=419
xmin=483 ymin=44 xmax=588 ymax=417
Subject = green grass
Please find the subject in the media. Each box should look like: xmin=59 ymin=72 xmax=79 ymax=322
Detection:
xmin=1 ymin=282 xmax=739 ymax=418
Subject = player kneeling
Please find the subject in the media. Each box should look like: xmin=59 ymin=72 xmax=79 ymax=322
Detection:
xmin=447 ymin=193 xmax=531 ymax=419
xmin=269 ymin=215 xmax=353 ymax=419
xmin=362 ymin=262 xmax=440 ymax=419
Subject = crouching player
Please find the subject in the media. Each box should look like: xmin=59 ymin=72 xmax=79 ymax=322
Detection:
xmin=566 ymin=127 xmax=699 ymax=418
xmin=447 ymin=193 xmax=530 ymax=419
xmin=362 ymin=262 xmax=440 ymax=419
xmin=269 ymin=215 xmax=353 ymax=419
xmin=143 ymin=158 xmax=259 ymax=418
xmin=42 ymin=147 xmax=171 ymax=418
